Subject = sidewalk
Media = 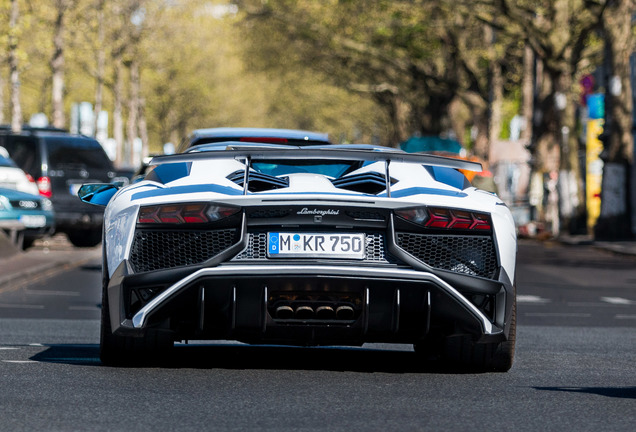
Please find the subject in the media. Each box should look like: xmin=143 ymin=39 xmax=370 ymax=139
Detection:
xmin=0 ymin=234 xmax=102 ymax=290
xmin=557 ymin=234 xmax=636 ymax=257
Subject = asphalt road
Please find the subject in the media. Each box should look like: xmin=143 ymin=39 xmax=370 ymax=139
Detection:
xmin=0 ymin=239 xmax=635 ymax=431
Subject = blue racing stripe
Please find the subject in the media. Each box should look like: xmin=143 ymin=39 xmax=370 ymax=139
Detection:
xmin=132 ymin=184 xmax=243 ymax=200
xmin=379 ymin=187 xmax=467 ymax=198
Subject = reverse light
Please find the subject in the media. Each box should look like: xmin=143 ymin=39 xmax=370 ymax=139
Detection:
xmin=207 ymin=205 xmax=241 ymax=222
xmin=396 ymin=207 xmax=492 ymax=231
xmin=395 ymin=208 xmax=428 ymax=225
xmin=138 ymin=203 xmax=240 ymax=224
xmin=37 ymin=176 xmax=52 ymax=198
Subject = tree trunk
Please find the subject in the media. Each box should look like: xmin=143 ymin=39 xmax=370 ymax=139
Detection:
xmin=521 ymin=44 xmax=534 ymax=143
xmin=486 ymin=25 xmax=503 ymax=164
xmin=51 ymin=0 xmax=70 ymax=129
xmin=138 ymin=98 xmax=150 ymax=158
xmin=127 ymin=59 xmax=141 ymax=166
xmin=93 ymin=0 xmax=106 ymax=138
xmin=9 ymin=0 xmax=22 ymax=133
xmin=113 ymin=59 xmax=125 ymax=167
xmin=0 ymin=71 xmax=4 ymax=125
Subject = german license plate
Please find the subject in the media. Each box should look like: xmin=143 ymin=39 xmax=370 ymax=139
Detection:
xmin=268 ymin=233 xmax=365 ymax=259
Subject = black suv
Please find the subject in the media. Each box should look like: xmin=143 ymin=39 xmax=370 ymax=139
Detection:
xmin=0 ymin=126 xmax=117 ymax=247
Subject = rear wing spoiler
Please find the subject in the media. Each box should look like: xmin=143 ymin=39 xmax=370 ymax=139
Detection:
xmin=151 ymin=145 xmax=482 ymax=171
xmin=149 ymin=145 xmax=482 ymax=197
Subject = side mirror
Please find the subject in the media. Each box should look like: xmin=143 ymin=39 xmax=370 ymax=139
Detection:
xmin=78 ymin=183 xmax=120 ymax=206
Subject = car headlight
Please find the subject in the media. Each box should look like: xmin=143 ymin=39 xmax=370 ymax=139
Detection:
xmin=0 ymin=196 xmax=11 ymax=210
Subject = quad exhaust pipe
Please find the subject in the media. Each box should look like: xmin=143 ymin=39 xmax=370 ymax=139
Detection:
xmin=274 ymin=303 xmax=355 ymax=320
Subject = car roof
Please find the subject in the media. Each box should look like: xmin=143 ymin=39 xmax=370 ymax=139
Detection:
xmin=190 ymin=127 xmax=330 ymax=141
xmin=182 ymin=127 xmax=331 ymax=151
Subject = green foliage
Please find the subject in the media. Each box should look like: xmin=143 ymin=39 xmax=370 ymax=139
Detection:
xmin=0 ymin=0 xmax=620 ymax=157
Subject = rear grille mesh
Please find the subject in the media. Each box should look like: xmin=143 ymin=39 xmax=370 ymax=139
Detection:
xmin=396 ymin=232 xmax=498 ymax=278
xmin=130 ymin=229 xmax=237 ymax=272
xmin=233 ymin=232 xmax=388 ymax=262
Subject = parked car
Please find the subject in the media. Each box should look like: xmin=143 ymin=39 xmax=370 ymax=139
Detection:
xmin=80 ymin=143 xmax=517 ymax=371
xmin=177 ymin=127 xmax=331 ymax=152
xmin=0 ymin=187 xmax=54 ymax=249
xmin=0 ymin=146 xmax=40 ymax=195
xmin=0 ymin=126 xmax=118 ymax=247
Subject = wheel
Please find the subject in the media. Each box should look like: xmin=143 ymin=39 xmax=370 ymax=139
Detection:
xmin=67 ymin=228 xmax=102 ymax=247
xmin=21 ymin=237 xmax=35 ymax=250
xmin=414 ymin=293 xmax=517 ymax=373
xmin=443 ymin=295 xmax=516 ymax=372
xmin=100 ymin=275 xmax=173 ymax=366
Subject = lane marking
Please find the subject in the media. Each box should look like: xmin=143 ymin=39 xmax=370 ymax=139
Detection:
xmin=0 ymin=347 xmax=20 ymax=350
xmin=615 ymin=314 xmax=636 ymax=320
xmin=68 ymin=306 xmax=98 ymax=311
xmin=2 ymin=360 xmax=37 ymax=364
xmin=600 ymin=297 xmax=635 ymax=305
xmin=517 ymin=295 xmax=551 ymax=304
xmin=0 ymin=303 xmax=45 ymax=309
xmin=524 ymin=312 xmax=592 ymax=317
xmin=25 ymin=290 xmax=80 ymax=297
xmin=567 ymin=302 xmax=619 ymax=307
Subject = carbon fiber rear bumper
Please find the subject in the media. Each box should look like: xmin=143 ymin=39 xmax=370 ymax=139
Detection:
xmin=106 ymin=261 xmax=514 ymax=346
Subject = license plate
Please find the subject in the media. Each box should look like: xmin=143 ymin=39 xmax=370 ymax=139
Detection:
xmin=268 ymin=233 xmax=365 ymax=259
xmin=19 ymin=215 xmax=46 ymax=228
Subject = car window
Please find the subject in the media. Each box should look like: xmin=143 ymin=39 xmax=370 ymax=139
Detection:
xmin=45 ymin=136 xmax=113 ymax=170
xmin=4 ymin=138 xmax=39 ymax=176
xmin=0 ymin=154 xmax=16 ymax=167
xmin=251 ymin=160 xmax=361 ymax=178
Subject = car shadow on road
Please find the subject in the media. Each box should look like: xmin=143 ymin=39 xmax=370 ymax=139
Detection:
xmin=30 ymin=343 xmax=483 ymax=374
xmin=533 ymin=386 xmax=636 ymax=400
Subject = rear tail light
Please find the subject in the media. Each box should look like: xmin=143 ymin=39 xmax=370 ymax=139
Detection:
xmin=395 ymin=207 xmax=492 ymax=231
xmin=36 ymin=176 xmax=52 ymax=198
xmin=138 ymin=203 xmax=240 ymax=224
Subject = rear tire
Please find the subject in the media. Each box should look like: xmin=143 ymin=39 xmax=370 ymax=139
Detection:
xmin=444 ymin=296 xmax=516 ymax=372
xmin=415 ymin=293 xmax=516 ymax=373
xmin=68 ymin=228 xmax=102 ymax=247
xmin=100 ymin=277 xmax=173 ymax=367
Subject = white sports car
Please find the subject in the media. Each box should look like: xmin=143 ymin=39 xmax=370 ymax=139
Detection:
xmin=80 ymin=144 xmax=517 ymax=371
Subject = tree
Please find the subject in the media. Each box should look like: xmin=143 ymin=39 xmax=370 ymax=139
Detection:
xmin=479 ymin=0 xmax=606 ymax=234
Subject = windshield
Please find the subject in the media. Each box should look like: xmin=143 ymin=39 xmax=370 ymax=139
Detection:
xmin=251 ymin=160 xmax=361 ymax=178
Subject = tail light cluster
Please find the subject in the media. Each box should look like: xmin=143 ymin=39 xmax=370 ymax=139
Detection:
xmin=37 ymin=176 xmax=52 ymax=198
xmin=138 ymin=203 xmax=240 ymax=224
xmin=395 ymin=207 xmax=492 ymax=231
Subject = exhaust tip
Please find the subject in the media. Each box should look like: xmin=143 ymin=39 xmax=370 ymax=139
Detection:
xmin=336 ymin=305 xmax=354 ymax=320
xmin=275 ymin=305 xmax=294 ymax=319
xmin=295 ymin=305 xmax=314 ymax=319
xmin=315 ymin=305 xmax=335 ymax=319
